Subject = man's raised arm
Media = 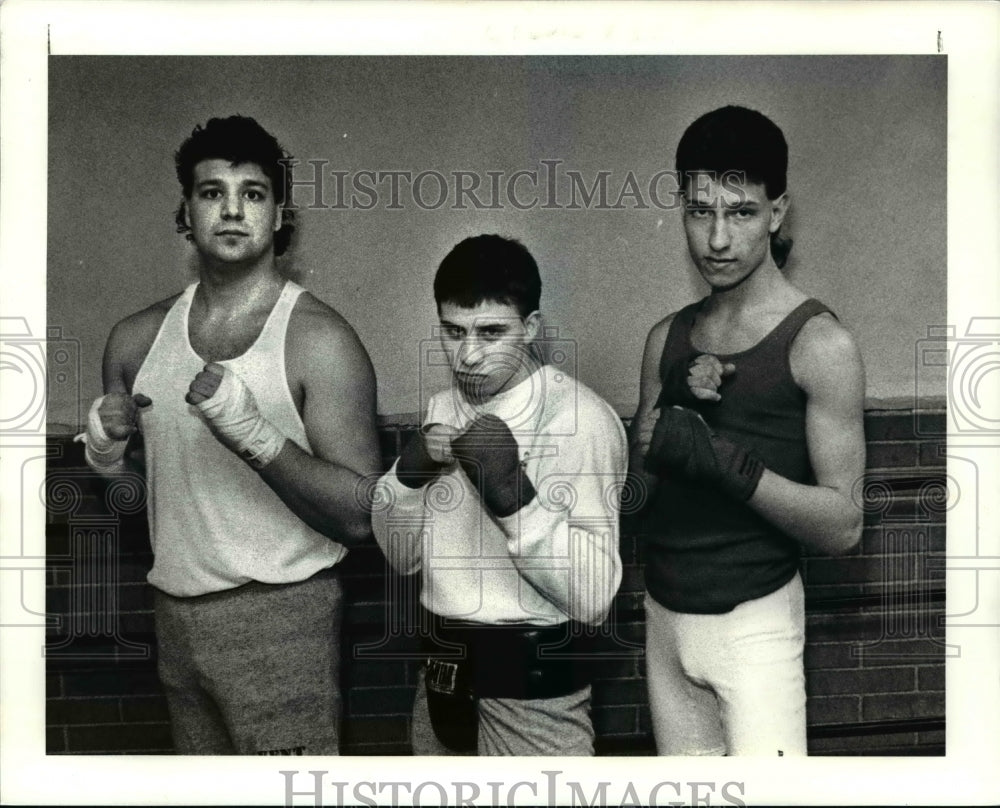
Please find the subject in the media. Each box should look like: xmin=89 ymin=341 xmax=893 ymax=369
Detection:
xmin=746 ymin=315 xmax=867 ymax=555
xmin=258 ymin=305 xmax=381 ymax=546
xmin=80 ymin=309 xmax=163 ymax=477
xmin=186 ymin=301 xmax=382 ymax=547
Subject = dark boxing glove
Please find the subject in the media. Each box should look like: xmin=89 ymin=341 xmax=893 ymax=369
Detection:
xmin=395 ymin=423 xmax=456 ymax=489
xmin=644 ymin=406 xmax=764 ymax=501
xmin=451 ymin=414 xmax=536 ymax=517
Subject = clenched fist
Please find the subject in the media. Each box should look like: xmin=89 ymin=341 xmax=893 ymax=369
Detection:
xmin=98 ymin=392 xmax=152 ymax=439
xmin=187 ymin=363 xmax=286 ymax=470
xmin=451 ymin=414 xmax=536 ymax=517
xmin=656 ymin=354 xmax=736 ymax=407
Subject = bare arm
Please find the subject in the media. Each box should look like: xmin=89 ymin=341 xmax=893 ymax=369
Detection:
xmin=89 ymin=304 xmax=168 ymax=476
xmin=746 ymin=316 xmax=866 ymax=554
xmin=625 ymin=315 xmax=673 ymax=515
xmin=256 ymin=303 xmax=381 ymax=547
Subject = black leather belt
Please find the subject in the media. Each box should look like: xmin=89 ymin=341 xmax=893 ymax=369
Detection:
xmin=420 ymin=612 xmax=596 ymax=752
xmin=423 ymin=614 xmax=594 ymax=699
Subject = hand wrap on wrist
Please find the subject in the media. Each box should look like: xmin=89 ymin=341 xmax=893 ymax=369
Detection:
xmin=451 ymin=414 xmax=536 ymax=518
xmin=195 ymin=368 xmax=285 ymax=470
xmin=645 ymin=406 xmax=764 ymax=501
xmin=79 ymin=395 xmax=129 ymax=474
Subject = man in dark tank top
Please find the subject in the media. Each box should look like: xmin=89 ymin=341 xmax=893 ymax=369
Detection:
xmin=629 ymin=106 xmax=866 ymax=756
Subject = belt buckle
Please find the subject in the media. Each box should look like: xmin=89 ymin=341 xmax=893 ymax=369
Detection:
xmin=426 ymin=658 xmax=459 ymax=695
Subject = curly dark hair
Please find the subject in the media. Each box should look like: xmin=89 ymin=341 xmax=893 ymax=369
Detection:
xmin=174 ymin=115 xmax=296 ymax=256
xmin=434 ymin=234 xmax=542 ymax=319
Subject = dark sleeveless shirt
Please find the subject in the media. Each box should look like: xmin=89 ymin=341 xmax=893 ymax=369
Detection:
xmin=643 ymin=297 xmax=834 ymax=614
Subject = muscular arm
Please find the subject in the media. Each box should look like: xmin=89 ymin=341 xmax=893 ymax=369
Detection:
xmin=92 ymin=302 xmax=171 ymax=476
xmin=256 ymin=301 xmax=381 ymax=547
xmin=746 ymin=316 xmax=866 ymax=554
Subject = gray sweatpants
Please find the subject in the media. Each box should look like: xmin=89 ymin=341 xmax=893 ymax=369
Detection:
xmin=411 ymin=666 xmax=595 ymax=756
xmin=154 ymin=566 xmax=343 ymax=755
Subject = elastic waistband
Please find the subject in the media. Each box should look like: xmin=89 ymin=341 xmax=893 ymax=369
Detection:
xmin=153 ymin=563 xmax=341 ymax=604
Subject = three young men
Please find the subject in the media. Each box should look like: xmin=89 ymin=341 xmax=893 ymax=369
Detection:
xmin=371 ymin=234 xmax=628 ymax=755
xmin=630 ymin=106 xmax=866 ymax=755
xmin=81 ymin=116 xmax=380 ymax=754
xmin=82 ymin=104 xmax=864 ymax=757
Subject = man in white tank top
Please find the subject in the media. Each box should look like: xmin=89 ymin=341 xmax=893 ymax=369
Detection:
xmin=79 ymin=116 xmax=380 ymax=754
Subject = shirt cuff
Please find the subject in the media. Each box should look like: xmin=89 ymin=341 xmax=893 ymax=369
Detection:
xmin=382 ymin=460 xmax=432 ymax=510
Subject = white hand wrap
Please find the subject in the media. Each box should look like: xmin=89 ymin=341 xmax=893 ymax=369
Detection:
xmin=195 ymin=367 xmax=285 ymax=470
xmin=78 ymin=395 xmax=129 ymax=474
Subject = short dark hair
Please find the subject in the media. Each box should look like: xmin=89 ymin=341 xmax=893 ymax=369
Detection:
xmin=676 ymin=105 xmax=793 ymax=267
xmin=434 ymin=234 xmax=542 ymax=318
xmin=675 ymin=105 xmax=788 ymax=198
xmin=173 ymin=115 xmax=296 ymax=256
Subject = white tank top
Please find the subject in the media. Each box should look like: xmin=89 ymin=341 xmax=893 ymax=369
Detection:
xmin=134 ymin=281 xmax=346 ymax=596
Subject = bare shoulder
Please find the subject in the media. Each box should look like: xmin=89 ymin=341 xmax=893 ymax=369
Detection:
xmin=640 ymin=311 xmax=678 ymax=370
xmin=287 ymin=290 xmax=374 ymax=373
xmin=284 ymin=291 xmax=378 ymax=448
xmin=646 ymin=311 xmax=677 ymax=349
xmin=632 ymin=310 xmax=682 ymax=416
xmin=105 ymin=294 xmax=180 ymax=376
xmin=792 ymin=312 xmax=861 ymax=364
xmin=790 ymin=312 xmax=865 ymax=394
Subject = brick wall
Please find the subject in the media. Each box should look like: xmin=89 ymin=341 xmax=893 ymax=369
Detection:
xmin=45 ymin=406 xmax=946 ymax=755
